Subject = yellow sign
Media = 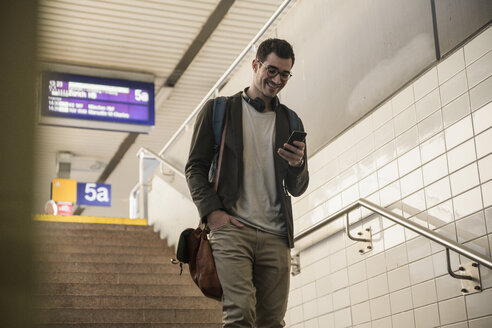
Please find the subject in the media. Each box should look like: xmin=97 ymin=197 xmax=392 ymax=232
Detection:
xmin=51 ymin=178 xmax=77 ymax=203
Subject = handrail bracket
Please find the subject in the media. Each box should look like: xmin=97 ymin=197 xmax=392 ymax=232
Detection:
xmin=345 ymin=213 xmax=373 ymax=254
xmin=446 ymin=248 xmax=482 ymax=294
xmin=291 ymin=252 xmax=300 ymax=276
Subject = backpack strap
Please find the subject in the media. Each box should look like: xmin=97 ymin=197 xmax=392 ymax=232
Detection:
xmin=284 ymin=105 xmax=301 ymax=132
xmin=214 ymin=101 xmax=230 ymax=192
xmin=212 ymin=97 xmax=228 ymax=153
xmin=208 ymin=96 xmax=228 ymax=184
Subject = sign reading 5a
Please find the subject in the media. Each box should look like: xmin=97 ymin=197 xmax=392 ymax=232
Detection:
xmin=77 ymin=182 xmax=111 ymax=206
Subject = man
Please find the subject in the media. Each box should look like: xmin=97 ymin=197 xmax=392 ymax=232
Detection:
xmin=185 ymin=38 xmax=309 ymax=327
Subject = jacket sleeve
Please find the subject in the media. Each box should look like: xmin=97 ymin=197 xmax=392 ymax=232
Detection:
xmin=285 ymin=118 xmax=309 ymax=197
xmin=185 ymin=99 xmax=223 ymax=222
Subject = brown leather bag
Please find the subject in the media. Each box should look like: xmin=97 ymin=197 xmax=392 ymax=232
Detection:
xmin=186 ymin=226 xmax=222 ymax=301
xmin=173 ymin=99 xmax=230 ymax=301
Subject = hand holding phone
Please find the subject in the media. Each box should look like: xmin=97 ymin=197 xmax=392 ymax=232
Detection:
xmin=278 ymin=130 xmax=307 ymax=167
xmin=283 ymin=130 xmax=307 ymax=153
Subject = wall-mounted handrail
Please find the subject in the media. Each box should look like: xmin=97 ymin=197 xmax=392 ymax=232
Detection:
xmin=294 ymin=198 xmax=492 ymax=270
xmin=129 ymin=147 xmax=187 ymax=218
xmin=137 ymin=147 xmax=185 ymax=180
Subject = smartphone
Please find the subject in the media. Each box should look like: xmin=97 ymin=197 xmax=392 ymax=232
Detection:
xmin=283 ymin=130 xmax=307 ymax=152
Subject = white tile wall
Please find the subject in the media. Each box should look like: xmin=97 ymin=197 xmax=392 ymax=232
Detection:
xmin=455 ymin=211 xmax=487 ymax=244
xmin=475 ymin=127 xmax=492 ymax=159
xmin=438 ymin=48 xmax=465 ymax=85
xmin=369 ymin=294 xmax=391 ymax=320
xmin=392 ymin=85 xmax=414 ymax=116
xmin=467 ymin=50 xmax=492 ymax=89
xmin=470 ymin=75 xmax=492 ymax=112
xmin=443 ymin=322 xmax=468 ymax=328
xmin=418 ymin=110 xmax=443 ymax=143
xmin=464 ymin=26 xmax=492 ymax=65
xmin=414 ymin=303 xmax=440 ymax=328
xmin=395 ymin=104 xmax=417 ymax=136
xmin=420 ymin=132 xmax=445 ymax=164
xmin=447 ymin=138 xmax=476 ymax=173
xmin=411 ymin=279 xmax=437 ymax=308
xmin=450 ymin=162 xmax=480 ymax=196
xmin=425 ymin=176 xmax=451 ymax=208
xmin=392 ymin=310 xmax=415 ymax=328
xmin=414 ymin=67 xmax=438 ymax=101
xmin=367 ymin=273 xmax=388 ymax=298
xmin=436 ymin=274 xmax=461 ymax=301
xmin=422 ymin=154 xmax=448 ymax=186
xmin=442 ymin=92 xmax=471 ymax=127
xmin=439 ymin=70 xmax=468 ymax=106
xmin=286 ymin=25 xmax=492 ymax=328
xmin=473 ymin=101 xmax=492 ymax=134
xmin=469 ymin=316 xmax=492 ymax=328
xmin=444 ymin=116 xmax=473 ymax=150
xmin=415 ymin=88 xmax=441 ymax=122
xmin=334 ymin=307 xmax=351 ymax=327
xmin=396 ymin=126 xmax=419 ymax=156
xmin=439 ymin=297 xmax=467 ymax=326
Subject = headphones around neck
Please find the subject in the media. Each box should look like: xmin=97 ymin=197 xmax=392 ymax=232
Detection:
xmin=242 ymin=87 xmax=280 ymax=112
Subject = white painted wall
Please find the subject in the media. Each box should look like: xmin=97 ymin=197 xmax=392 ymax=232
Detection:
xmin=148 ymin=173 xmax=199 ymax=249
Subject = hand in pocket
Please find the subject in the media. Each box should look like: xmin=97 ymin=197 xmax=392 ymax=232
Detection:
xmin=207 ymin=210 xmax=244 ymax=230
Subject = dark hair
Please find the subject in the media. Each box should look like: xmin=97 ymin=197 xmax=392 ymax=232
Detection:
xmin=256 ymin=38 xmax=295 ymax=67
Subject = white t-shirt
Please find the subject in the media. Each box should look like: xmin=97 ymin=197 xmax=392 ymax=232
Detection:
xmin=230 ymin=98 xmax=286 ymax=236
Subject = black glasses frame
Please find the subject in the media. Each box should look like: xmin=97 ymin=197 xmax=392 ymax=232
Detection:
xmin=257 ymin=60 xmax=292 ymax=81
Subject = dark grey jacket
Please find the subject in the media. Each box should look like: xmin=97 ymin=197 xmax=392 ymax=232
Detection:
xmin=185 ymin=91 xmax=309 ymax=248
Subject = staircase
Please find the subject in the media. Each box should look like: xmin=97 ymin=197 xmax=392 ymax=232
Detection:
xmin=33 ymin=219 xmax=222 ymax=327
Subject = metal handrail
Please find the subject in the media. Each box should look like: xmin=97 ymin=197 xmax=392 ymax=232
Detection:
xmin=129 ymin=147 xmax=186 ymax=218
xmin=137 ymin=147 xmax=185 ymax=179
xmin=294 ymin=198 xmax=492 ymax=270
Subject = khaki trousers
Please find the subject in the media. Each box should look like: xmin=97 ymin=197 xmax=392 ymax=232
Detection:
xmin=209 ymin=223 xmax=291 ymax=328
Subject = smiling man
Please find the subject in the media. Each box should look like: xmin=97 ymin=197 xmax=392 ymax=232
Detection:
xmin=186 ymin=38 xmax=309 ymax=327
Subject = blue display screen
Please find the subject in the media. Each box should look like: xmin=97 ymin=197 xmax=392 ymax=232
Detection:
xmin=40 ymin=71 xmax=155 ymax=132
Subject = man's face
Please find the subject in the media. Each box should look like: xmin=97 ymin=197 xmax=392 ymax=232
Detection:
xmin=252 ymin=52 xmax=293 ymax=101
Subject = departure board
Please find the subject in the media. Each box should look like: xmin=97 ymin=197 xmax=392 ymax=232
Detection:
xmin=40 ymin=71 xmax=155 ymax=133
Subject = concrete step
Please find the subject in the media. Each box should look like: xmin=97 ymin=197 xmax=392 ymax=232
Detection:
xmin=33 ymin=220 xmax=221 ymax=327
xmin=36 ymin=252 xmax=173 ymax=264
xmin=34 ymin=243 xmax=171 ymax=256
xmin=35 ymin=261 xmax=179 ymax=274
xmin=36 ymin=283 xmax=203 ymax=297
xmin=37 ymin=272 xmax=192 ymax=285
xmin=35 ymin=295 xmax=219 ymax=309
xmin=34 ymin=221 xmax=154 ymax=232
xmin=35 ymin=308 xmax=222 ymax=324
xmin=35 ymin=324 xmax=221 ymax=328
xmin=36 ymin=227 xmax=162 ymax=240
xmin=35 ymin=233 xmax=167 ymax=248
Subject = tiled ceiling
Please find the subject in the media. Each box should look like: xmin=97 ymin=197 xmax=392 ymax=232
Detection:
xmin=34 ymin=0 xmax=286 ymax=217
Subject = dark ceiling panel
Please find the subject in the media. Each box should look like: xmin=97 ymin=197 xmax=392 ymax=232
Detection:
xmin=435 ymin=0 xmax=492 ymax=58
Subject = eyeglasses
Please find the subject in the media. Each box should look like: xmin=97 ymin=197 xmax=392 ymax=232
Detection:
xmin=257 ymin=60 xmax=292 ymax=81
